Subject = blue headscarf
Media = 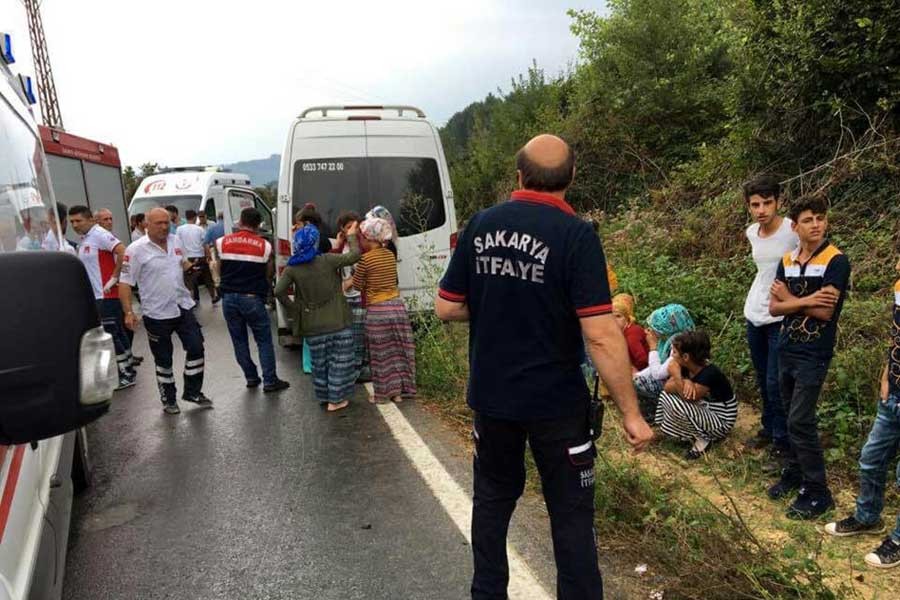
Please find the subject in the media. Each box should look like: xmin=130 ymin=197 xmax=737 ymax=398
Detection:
xmin=287 ymin=224 xmax=320 ymax=266
xmin=647 ymin=304 xmax=695 ymax=360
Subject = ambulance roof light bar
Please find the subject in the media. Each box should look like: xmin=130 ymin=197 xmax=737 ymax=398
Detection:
xmin=299 ymin=105 xmax=426 ymax=119
xmin=18 ymin=74 xmax=36 ymax=105
xmin=1 ymin=32 xmax=15 ymax=64
xmin=157 ymin=166 xmax=233 ymax=174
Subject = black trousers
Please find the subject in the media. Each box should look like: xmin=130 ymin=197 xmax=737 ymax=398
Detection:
xmin=779 ymin=351 xmax=831 ymax=494
xmin=143 ymin=308 xmax=205 ymax=403
xmin=471 ymin=411 xmax=603 ymax=600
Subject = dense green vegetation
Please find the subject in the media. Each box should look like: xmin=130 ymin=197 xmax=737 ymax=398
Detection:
xmin=419 ymin=2 xmax=900 ymax=597
xmin=438 ymin=0 xmax=900 ymax=473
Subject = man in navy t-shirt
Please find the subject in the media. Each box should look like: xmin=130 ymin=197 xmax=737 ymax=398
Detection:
xmin=436 ymin=134 xmax=653 ymax=600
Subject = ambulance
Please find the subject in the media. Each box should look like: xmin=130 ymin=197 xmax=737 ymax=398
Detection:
xmin=127 ymin=168 xmax=261 ymax=225
xmin=0 ymin=33 xmax=116 ymax=600
xmin=274 ymin=105 xmax=458 ymax=344
xmin=39 ymin=126 xmax=131 ymax=245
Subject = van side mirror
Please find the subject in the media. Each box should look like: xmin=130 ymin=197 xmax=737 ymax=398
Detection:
xmin=0 ymin=253 xmax=114 ymax=445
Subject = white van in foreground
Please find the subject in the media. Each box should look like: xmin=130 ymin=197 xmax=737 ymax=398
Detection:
xmin=127 ymin=168 xmax=255 ymax=222
xmin=1 ymin=36 xmax=116 ymax=600
xmin=274 ymin=105 xmax=458 ymax=344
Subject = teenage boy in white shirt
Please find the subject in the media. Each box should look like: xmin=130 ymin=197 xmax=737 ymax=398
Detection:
xmin=742 ymin=176 xmax=798 ymax=466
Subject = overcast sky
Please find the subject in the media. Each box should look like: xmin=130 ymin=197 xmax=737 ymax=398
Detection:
xmin=1 ymin=0 xmax=607 ymax=167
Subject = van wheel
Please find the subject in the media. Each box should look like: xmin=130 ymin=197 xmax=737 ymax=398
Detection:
xmin=72 ymin=428 xmax=92 ymax=493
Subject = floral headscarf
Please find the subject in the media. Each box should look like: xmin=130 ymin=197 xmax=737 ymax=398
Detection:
xmin=360 ymin=217 xmax=393 ymax=243
xmin=287 ymin=224 xmax=320 ymax=266
xmin=365 ymin=205 xmax=399 ymax=244
xmin=612 ymin=293 xmax=636 ymax=325
xmin=647 ymin=303 xmax=695 ymax=360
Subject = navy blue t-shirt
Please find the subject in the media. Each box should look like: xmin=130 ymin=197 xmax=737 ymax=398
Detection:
xmin=774 ymin=240 xmax=851 ymax=359
xmin=439 ymin=190 xmax=612 ymax=421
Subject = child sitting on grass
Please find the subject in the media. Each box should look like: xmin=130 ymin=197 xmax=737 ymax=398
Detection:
xmin=656 ymin=330 xmax=738 ymax=459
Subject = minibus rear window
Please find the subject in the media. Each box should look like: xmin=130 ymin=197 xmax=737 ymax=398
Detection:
xmin=293 ymin=157 xmax=446 ymax=236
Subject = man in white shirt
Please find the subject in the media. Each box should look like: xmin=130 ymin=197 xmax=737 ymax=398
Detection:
xmin=742 ymin=175 xmax=799 ymax=462
xmin=68 ymin=205 xmax=136 ymax=390
xmin=96 ymin=208 xmax=114 ymax=232
xmin=130 ymin=213 xmax=147 ymax=242
xmin=119 ymin=207 xmax=212 ymax=415
xmin=177 ymin=209 xmax=218 ymax=304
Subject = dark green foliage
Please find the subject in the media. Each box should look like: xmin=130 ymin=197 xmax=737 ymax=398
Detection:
xmin=438 ymin=0 xmax=900 ymax=474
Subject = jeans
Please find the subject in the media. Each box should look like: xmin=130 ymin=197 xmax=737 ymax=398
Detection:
xmin=855 ymin=392 xmax=900 ymax=543
xmin=471 ymin=412 xmax=603 ymax=600
xmin=143 ymin=308 xmax=205 ymax=403
xmin=97 ymin=299 xmax=133 ymax=376
xmin=222 ymin=293 xmax=277 ymax=385
xmin=779 ymin=351 xmax=831 ymax=494
xmin=747 ymin=321 xmax=788 ymax=446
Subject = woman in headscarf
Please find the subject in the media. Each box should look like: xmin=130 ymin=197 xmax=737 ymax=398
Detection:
xmin=274 ymin=222 xmax=361 ymax=412
xmin=612 ymin=294 xmax=649 ymax=371
xmin=632 ymin=303 xmax=696 ymax=423
xmin=352 ymin=217 xmax=416 ymax=403
xmin=365 ymin=205 xmax=399 ymax=257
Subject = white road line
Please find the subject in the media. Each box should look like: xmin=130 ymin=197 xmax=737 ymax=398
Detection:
xmin=366 ymin=383 xmax=550 ymax=599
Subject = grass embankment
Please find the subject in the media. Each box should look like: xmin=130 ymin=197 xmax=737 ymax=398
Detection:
xmin=413 ymin=329 xmax=887 ymax=598
xmin=417 ymin=200 xmax=900 ymax=600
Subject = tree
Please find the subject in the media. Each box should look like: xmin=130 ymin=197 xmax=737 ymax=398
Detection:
xmin=121 ymin=162 xmax=160 ymax=202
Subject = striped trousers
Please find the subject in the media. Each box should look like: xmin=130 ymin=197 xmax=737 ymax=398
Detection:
xmin=655 ymin=391 xmax=737 ymax=442
xmin=365 ymin=298 xmax=416 ymax=401
xmin=306 ymin=327 xmax=357 ymax=403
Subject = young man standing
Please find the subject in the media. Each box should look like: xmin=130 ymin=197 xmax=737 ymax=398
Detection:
xmin=177 ymin=209 xmax=218 ymax=304
xmin=768 ymin=195 xmax=851 ymax=519
xmin=68 ymin=205 xmax=136 ymax=390
xmin=824 ymin=258 xmax=900 ymax=568
xmin=217 ymin=208 xmax=289 ymax=393
xmin=742 ymin=176 xmax=798 ymax=465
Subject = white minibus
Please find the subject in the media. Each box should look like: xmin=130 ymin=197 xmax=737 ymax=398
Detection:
xmin=274 ymin=105 xmax=458 ymax=344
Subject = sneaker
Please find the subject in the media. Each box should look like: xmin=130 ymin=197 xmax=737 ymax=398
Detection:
xmin=183 ymin=393 xmax=213 ymax=407
xmin=744 ymin=431 xmax=772 ymax=450
xmin=163 ymin=402 xmax=181 ymax=415
xmin=786 ymin=489 xmax=834 ymax=520
xmin=684 ymin=438 xmax=711 ymax=460
xmin=263 ymin=379 xmax=290 ymax=393
xmin=825 ymin=515 xmax=885 ymax=537
xmin=115 ymin=375 xmax=136 ymax=391
xmin=246 ymin=379 xmax=262 ymax=389
xmin=768 ymin=472 xmax=802 ymax=500
xmin=864 ymin=537 xmax=900 ymax=568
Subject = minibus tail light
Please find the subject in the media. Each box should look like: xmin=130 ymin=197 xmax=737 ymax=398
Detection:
xmin=278 ymin=238 xmax=291 ymax=257
xmin=450 ymin=231 xmax=458 ymax=249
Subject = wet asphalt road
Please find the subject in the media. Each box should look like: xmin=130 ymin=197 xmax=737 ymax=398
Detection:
xmin=62 ymin=299 xmax=635 ymax=600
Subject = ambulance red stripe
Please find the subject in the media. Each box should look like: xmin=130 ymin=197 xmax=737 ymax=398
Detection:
xmin=0 ymin=445 xmax=26 ymax=543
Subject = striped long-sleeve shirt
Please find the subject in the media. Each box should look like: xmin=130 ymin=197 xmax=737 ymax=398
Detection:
xmin=353 ymin=247 xmax=400 ymax=305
